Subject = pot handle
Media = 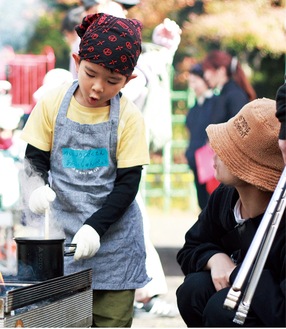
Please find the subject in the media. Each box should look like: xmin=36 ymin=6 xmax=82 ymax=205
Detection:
xmin=64 ymin=243 xmax=76 ymax=256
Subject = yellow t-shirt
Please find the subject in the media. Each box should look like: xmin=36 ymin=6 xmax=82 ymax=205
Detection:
xmin=21 ymin=82 xmax=150 ymax=169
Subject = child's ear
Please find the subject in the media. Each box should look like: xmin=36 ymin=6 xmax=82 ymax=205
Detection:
xmin=125 ymin=74 xmax=138 ymax=85
xmin=72 ymin=53 xmax=81 ymax=71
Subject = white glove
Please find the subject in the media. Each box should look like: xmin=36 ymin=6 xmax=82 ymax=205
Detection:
xmin=29 ymin=184 xmax=56 ymax=214
xmin=72 ymin=225 xmax=100 ymax=261
xmin=152 ymin=18 xmax=182 ymax=51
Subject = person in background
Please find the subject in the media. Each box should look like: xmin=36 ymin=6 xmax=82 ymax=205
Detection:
xmin=0 ymin=80 xmax=24 ymax=209
xmin=202 ymin=49 xmax=257 ymax=124
xmin=109 ymin=0 xmax=181 ymax=318
xmin=32 ymin=68 xmax=73 ymax=103
xmin=176 ymin=98 xmax=285 ymax=327
xmin=81 ymin=0 xmax=104 ymax=15
xmin=61 ymin=0 xmax=105 ymax=79
xmin=105 ymin=0 xmax=140 ymax=16
xmin=122 ymin=15 xmax=180 ymax=152
xmin=61 ymin=6 xmax=85 ymax=79
xmin=184 ymin=63 xmax=217 ymax=210
xmin=275 ymin=81 xmax=286 ymax=165
xmin=21 ymin=13 xmax=150 ymax=327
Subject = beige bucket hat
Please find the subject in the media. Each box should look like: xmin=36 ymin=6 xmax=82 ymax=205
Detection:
xmin=206 ymin=98 xmax=284 ymax=191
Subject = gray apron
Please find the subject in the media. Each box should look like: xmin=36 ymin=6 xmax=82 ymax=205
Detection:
xmin=50 ymin=81 xmax=149 ymax=290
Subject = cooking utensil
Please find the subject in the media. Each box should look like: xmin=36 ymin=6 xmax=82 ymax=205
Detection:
xmin=15 ymin=237 xmax=76 ymax=281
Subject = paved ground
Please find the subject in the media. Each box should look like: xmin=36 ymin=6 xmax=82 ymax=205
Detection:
xmin=132 ymin=207 xmax=199 ymax=328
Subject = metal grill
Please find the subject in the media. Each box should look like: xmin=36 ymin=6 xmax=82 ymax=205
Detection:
xmin=0 ymin=269 xmax=92 ymax=327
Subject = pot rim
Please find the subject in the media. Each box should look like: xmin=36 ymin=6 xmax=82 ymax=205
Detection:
xmin=15 ymin=237 xmax=65 ymax=243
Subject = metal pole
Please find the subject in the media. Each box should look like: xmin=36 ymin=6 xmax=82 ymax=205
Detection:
xmin=224 ymin=167 xmax=286 ymax=324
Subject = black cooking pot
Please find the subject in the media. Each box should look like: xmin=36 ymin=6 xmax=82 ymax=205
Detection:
xmin=15 ymin=237 xmax=75 ymax=282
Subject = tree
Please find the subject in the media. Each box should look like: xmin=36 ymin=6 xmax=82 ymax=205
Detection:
xmin=26 ymin=9 xmax=71 ymax=69
xmin=22 ymin=0 xmax=286 ymax=96
xmin=131 ymin=0 xmax=286 ymax=97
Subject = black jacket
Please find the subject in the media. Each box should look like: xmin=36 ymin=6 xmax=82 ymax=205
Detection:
xmin=177 ymin=184 xmax=286 ymax=326
xmin=211 ymin=79 xmax=249 ymax=125
xmin=276 ymin=82 xmax=286 ymax=139
xmin=185 ymin=95 xmax=216 ymax=169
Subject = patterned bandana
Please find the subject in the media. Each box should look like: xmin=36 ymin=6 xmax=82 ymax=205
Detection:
xmin=76 ymin=13 xmax=143 ymax=77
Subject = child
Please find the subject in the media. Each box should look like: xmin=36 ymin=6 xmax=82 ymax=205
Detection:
xmin=21 ymin=13 xmax=150 ymax=327
xmin=176 ymin=98 xmax=285 ymax=327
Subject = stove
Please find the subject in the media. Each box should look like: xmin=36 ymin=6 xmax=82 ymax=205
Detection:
xmin=0 ymin=269 xmax=92 ymax=327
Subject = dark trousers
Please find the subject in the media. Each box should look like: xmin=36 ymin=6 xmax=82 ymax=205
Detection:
xmin=176 ymin=272 xmax=263 ymax=327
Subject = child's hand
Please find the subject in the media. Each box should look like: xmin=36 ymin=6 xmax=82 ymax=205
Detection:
xmin=29 ymin=184 xmax=56 ymax=214
xmin=72 ymin=224 xmax=100 ymax=261
xmin=205 ymin=253 xmax=236 ymax=291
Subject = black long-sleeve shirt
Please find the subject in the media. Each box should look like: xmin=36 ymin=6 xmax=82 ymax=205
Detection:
xmin=177 ymin=184 xmax=286 ymax=326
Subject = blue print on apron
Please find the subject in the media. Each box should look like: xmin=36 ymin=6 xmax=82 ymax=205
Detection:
xmin=62 ymin=148 xmax=109 ymax=170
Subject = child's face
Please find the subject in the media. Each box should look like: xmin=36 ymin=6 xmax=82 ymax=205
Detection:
xmin=73 ymin=54 xmax=134 ymax=108
xmin=213 ymin=154 xmax=246 ymax=188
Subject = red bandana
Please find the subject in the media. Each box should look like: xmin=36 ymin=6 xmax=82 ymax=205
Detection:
xmin=76 ymin=13 xmax=142 ymax=77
